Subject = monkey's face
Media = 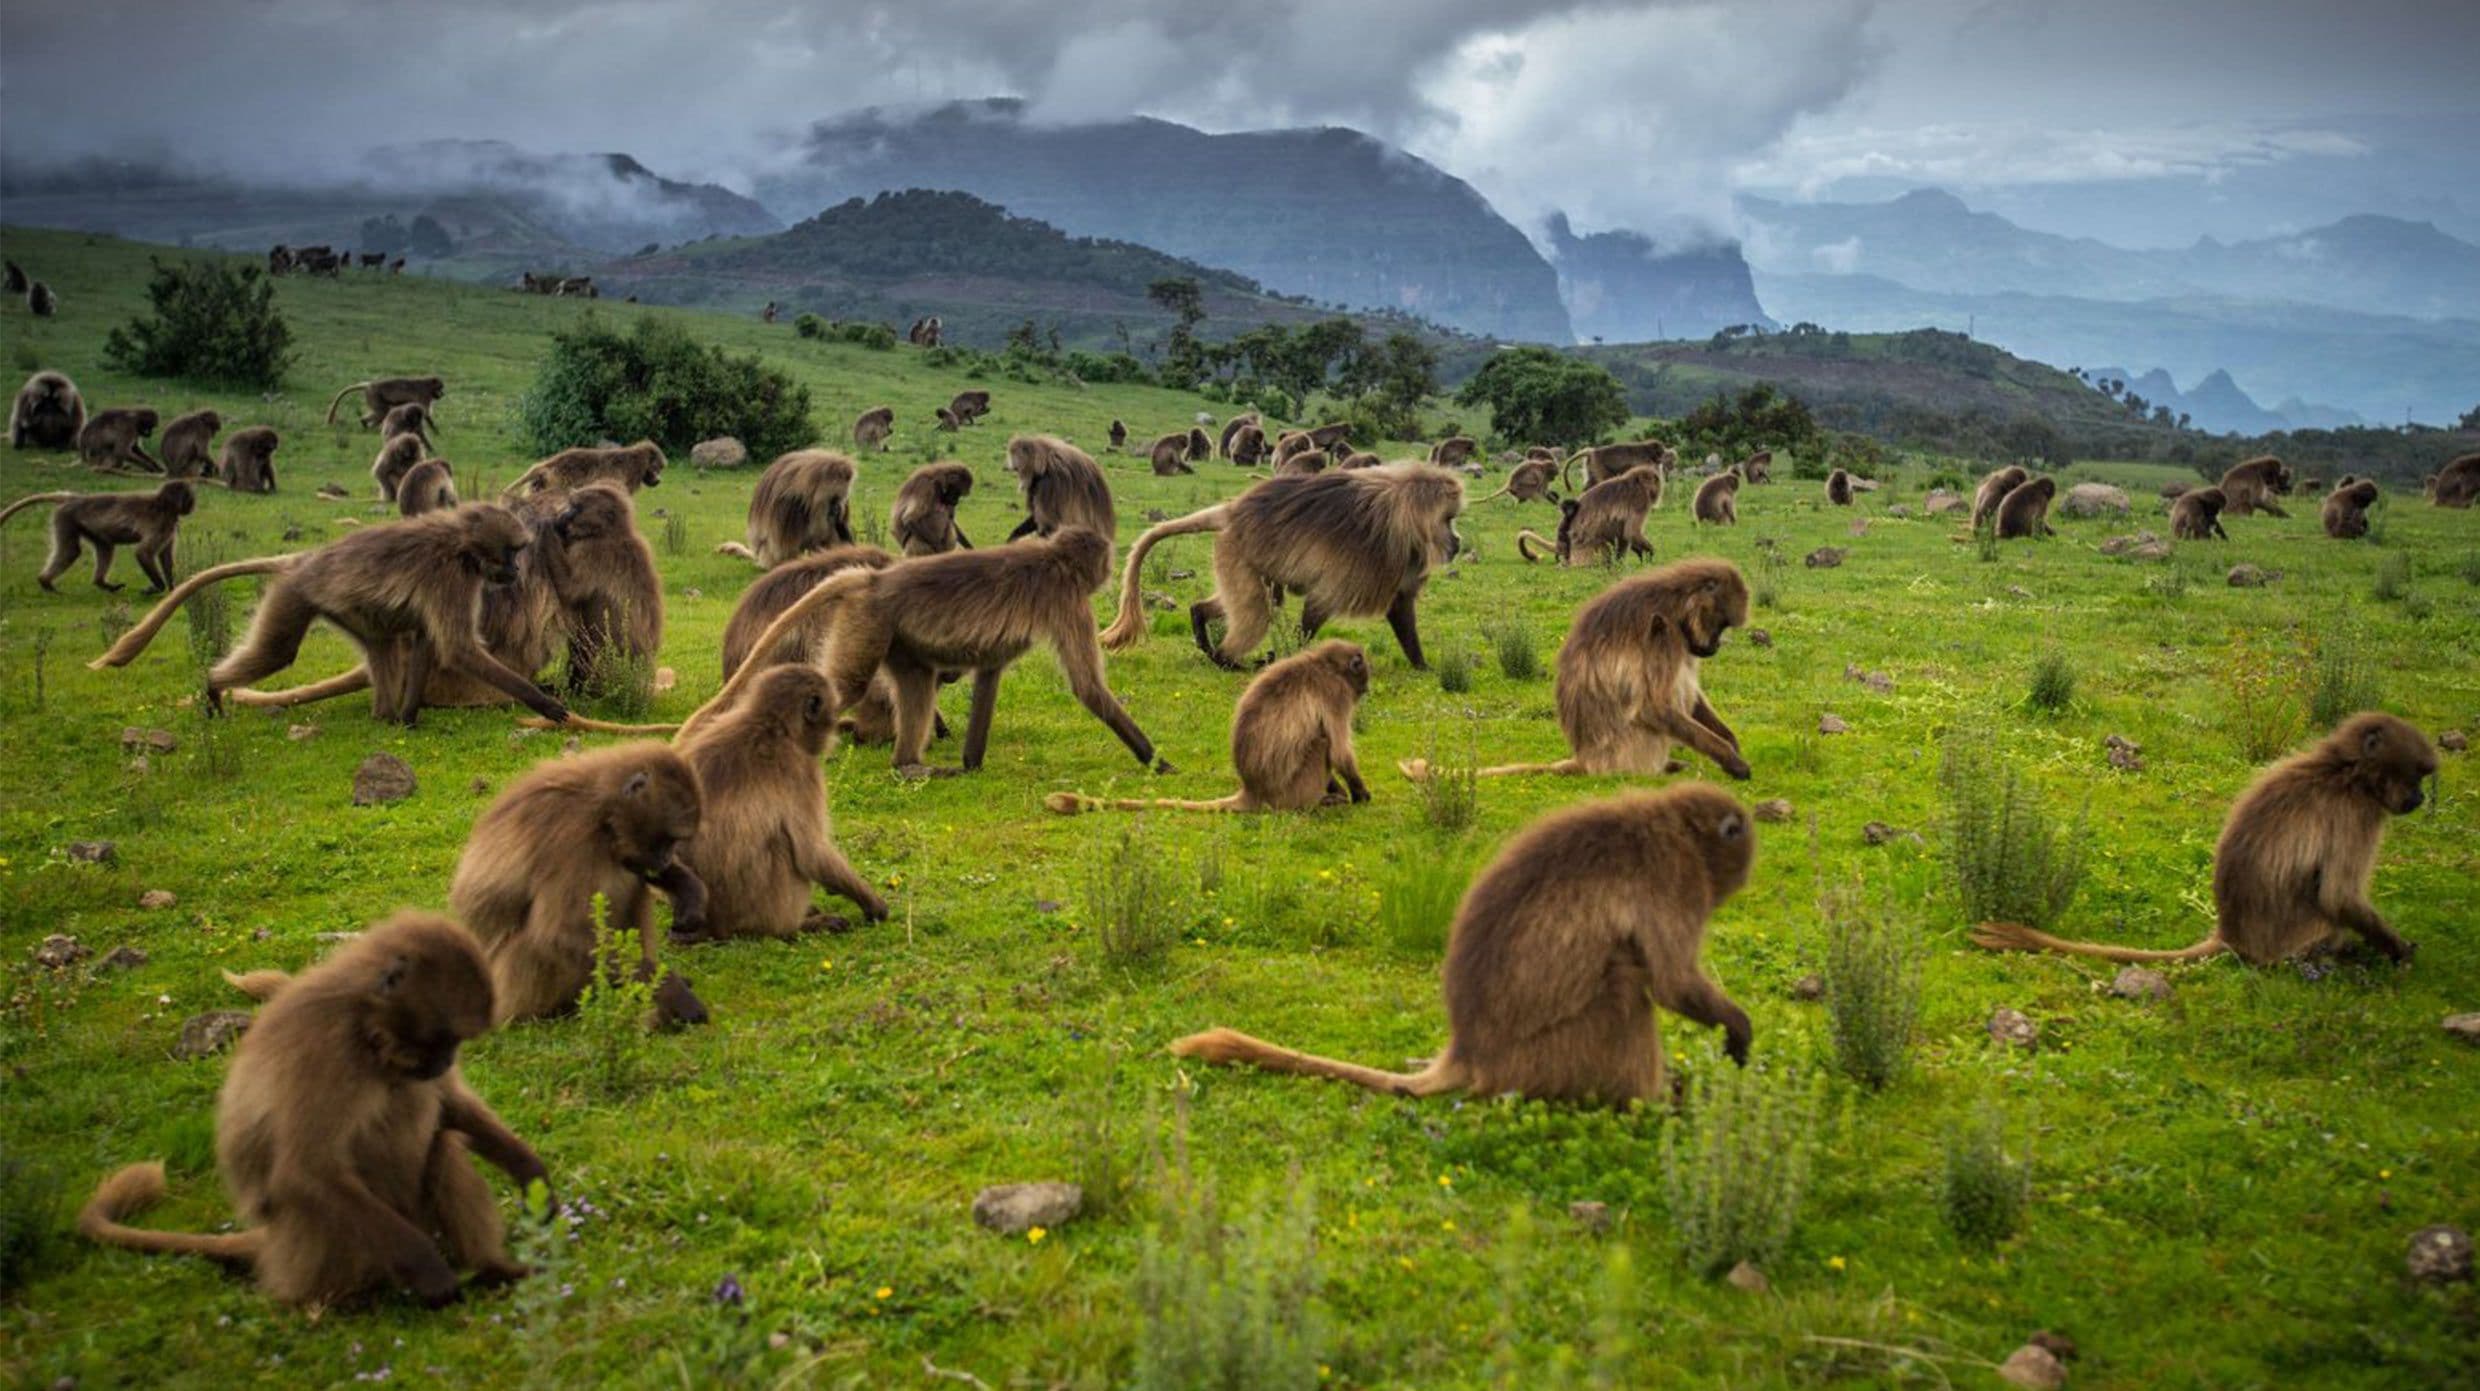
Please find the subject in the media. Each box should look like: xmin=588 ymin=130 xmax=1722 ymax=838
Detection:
xmin=164 ymin=482 xmax=198 ymax=515
xmin=554 ymin=487 xmax=629 ymax=542
xmin=200 ymin=411 xmax=222 ymax=432
xmin=463 ymin=510 xmax=533 ymax=585
xmin=2342 ymin=716 xmax=2440 ymax=814
xmin=608 ymin=761 xmax=703 ymax=877
xmin=368 ymin=930 xmax=495 ymax=1079
xmin=1680 ymin=574 xmax=1750 ymax=658
xmin=1673 ymin=786 xmax=1755 ymax=895
xmin=1322 ymin=642 xmax=1371 ymax=696
xmin=634 ymin=446 xmax=665 ymax=488
xmin=135 ymin=410 xmax=160 ymax=434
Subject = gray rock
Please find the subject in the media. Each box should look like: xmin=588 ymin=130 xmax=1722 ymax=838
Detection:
xmin=99 ymin=945 xmax=150 ymax=971
xmin=1844 ymin=663 xmax=1893 ymax=694
xmin=2110 ymin=967 xmax=2172 ymax=1002
xmin=1818 ymin=713 xmax=1849 ymax=735
xmin=1747 ymin=628 xmax=1772 ymax=649
xmin=1885 ymin=504 xmax=1912 ymax=519
xmin=2060 ymin=482 xmax=2130 ymax=518
xmin=1988 ymin=1008 xmax=2040 ymax=1051
xmin=1568 ymin=1200 xmax=1611 ymax=1234
xmin=1789 ymin=975 xmax=1824 ymax=1002
xmin=1167 ymin=569 xmax=1196 ymax=581
xmin=285 ymin=723 xmax=319 ymax=742
xmin=2105 ymin=734 xmax=2145 ymax=772
xmin=1862 ymin=821 xmax=1902 ymax=846
xmin=1924 ymin=489 xmax=1967 ymax=515
xmin=1804 ymin=546 xmax=1846 ymax=569
xmin=972 ymin=1182 xmax=1083 ymax=1236
xmin=34 ymin=934 xmax=88 ymax=968
xmin=2407 ymin=1225 xmax=2473 ymax=1283
xmin=1144 ymin=591 xmax=1179 ymax=613
xmin=2439 ymin=730 xmax=2467 ymax=753
xmin=1145 ymin=508 xmax=1171 ymax=524
xmin=690 ymin=437 xmax=747 ymax=470
xmin=280 ymin=524 xmax=305 ymax=543
xmin=1998 ymin=1344 xmax=2067 ymax=1389
xmin=2227 ymin=564 xmax=2274 ymax=587
xmin=1724 ymin=1261 xmax=1769 ymax=1292
xmin=2130 ymin=539 xmax=2174 ymax=561
xmin=2442 ymin=1013 xmax=2480 ymax=1044
xmin=1752 ymin=798 xmax=1793 ymax=824
xmin=67 ymin=840 xmax=117 ymax=865
xmin=119 ymin=727 xmax=178 ymax=754
xmin=139 ymin=889 xmax=177 ymax=910
xmin=352 ymin=753 xmax=417 ymax=806
xmin=176 ymin=1010 xmax=254 ymax=1060
xmin=2098 ymin=531 xmax=2159 ymax=557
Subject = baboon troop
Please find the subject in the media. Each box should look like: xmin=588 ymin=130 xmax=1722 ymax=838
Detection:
xmin=1147 ymin=431 xmax=1196 ymax=476
xmin=156 ymin=410 xmax=221 ymax=479
xmin=79 ymin=913 xmax=546 ymax=1307
xmin=515 ymin=272 xmax=595 ymax=297
xmin=1175 ymin=784 xmax=1755 ymax=1104
xmin=1994 ymin=475 xmax=2057 ymax=539
xmin=540 ymin=481 xmax=664 ymax=697
xmin=2322 ymin=478 xmax=2381 ymax=539
xmin=1824 ymin=468 xmax=1854 ymax=506
xmin=379 ymin=401 xmax=436 ymax=449
xmin=887 ymin=461 xmax=976 ymax=556
xmin=2218 ymin=455 xmax=2292 ymax=518
xmin=1102 ymin=462 xmax=1464 ymax=670
xmin=715 ymin=545 xmax=910 ymax=745
xmin=1692 ymin=471 xmax=1740 ymax=525
xmin=2169 ymin=485 xmax=2229 ymax=540
xmin=1975 ymin=713 xmax=2437 ymax=966
xmin=326 ymin=376 xmax=446 ymax=429
xmin=852 ymin=405 xmax=895 ymax=452
xmin=1048 ymin=640 xmax=1372 ymax=815
xmin=1227 ymin=423 xmax=1271 ymax=467
xmin=372 ymin=433 xmax=427 ymax=501
xmin=1004 ymin=434 xmax=1116 ymax=546
xmin=0 ymin=480 xmax=196 ymax=593
xmin=10 ymin=369 xmax=87 ymax=449
xmin=396 ymin=459 xmax=459 ymax=516
xmin=719 ymin=449 xmax=856 ymax=566
xmin=509 ymin=440 xmax=665 ymax=496
xmin=1216 ymin=413 xmax=1259 ymax=459
xmin=218 ymin=426 xmax=280 ymax=493
xmin=1518 ymin=465 xmax=1660 ymax=565
xmin=452 ymin=744 xmax=710 ymax=1027
xmin=1335 ymin=451 xmax=1383 ymax=470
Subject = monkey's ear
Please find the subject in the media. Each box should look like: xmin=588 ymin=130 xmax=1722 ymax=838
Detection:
xmin=1716 ymin=813 xmax=1746 ymax=842
xmin=2361 ymin=726 xmax=2386 ymax=758
xmin=804 ymin=693 xmax=827 ymax=721
xmin=622 ymin=771 xmax=651 ymax=798
xmin=1699 ymin=577 xmax=1720 ymax=594
xmin=378 ymin=957 xmax=407 ymax=994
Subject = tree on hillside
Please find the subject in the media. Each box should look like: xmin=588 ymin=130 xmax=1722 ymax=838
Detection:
xmin=1455 ymin=347 xmax=1630 ymax=448
xmin=520 ymin=316 xmax=812 ymax=459
xmin=1148 ymin=276 xmax=1207 ymax=388
xmin=2460 ymin=403 xmax=2480 ymax=431
xmin=103 ymin=258 xmax=294 ymax=390
xmin=1146 ymin=277 xmax=1206 ymax=329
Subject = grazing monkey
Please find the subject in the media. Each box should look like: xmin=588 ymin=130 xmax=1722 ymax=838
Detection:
xmin=373 ymin=433 xmax=427 ymax=501
xmin=326 ymin=376 xmax=446 ymax=429
xmin=540 ymin=482 xmax=662 ymax=698
xmin=1102 ymin=463 xmax=1464 ymax=670
xmin=1517 ymin=465 xmax=1659 ymax=565
xmin=888 ymin=461 xmax=975 ymax=556
xmin=157 ymin=410 xmax=222 ymax=479
xmin=1562 ymin=441 xmax=1671 ymax=495
xmin=1147 ymin=432 xmax=1196 ymax=476
xmin=852 ymin=405 xmax=895 ymax=452
xmin=675 ymin=665 xmax=888 ymax=939
xmin=716 ymin=449 xmax=854 ymax=566
xmin=28 ymin=281 xmax=57 ymax=317
xmin=1737 ymin=450 xmax=1773 ymax=484
xmin=679 ymin=528 xmax=1162 ymax=777
xmin=78 ymin=408 xmax=163 ymax=473
xmin=1047 ymin=640 xmax=1372 ymax=814
xmin=1187 ymin=426 xmax=1213 ymax=462
xmin=1403 ymin=559 xmax=1751 ymax=783
xmin=1274 ymin=448 xmax=1330 ymax=476
xmin=2219 ymin=455 xmax=2292 ymax=518
xmin=1 ymin=480 xmax=196 ymax=593
xmin=1108 ymin=419 xmax=1128 ymax=451
xmin=1228 ymin=424 xmax=1272 ymax=468
xmin=1974 ymin=713 xmax=2438 ymax=966
xmin=935 ymin=406 xmax=962 ymax=432
xmin=945 ymin=389 xmax=991 ymax=426
xmin=452 ymin=743 xmax=709 ymax=1026
xmin=218 ymin=426 xmax=280 ymax=493
xmin=1335 ymin=451 xmax=1383 ymax=471
xmin=1692 ymin=471 xmax=1740 ymax=525
xmin=507 ymin=440 xmax=665 ymax=496
xmin=1004 ymin=435 xmax=1116 ymax=547
xmin=1477 ymin=456 xmax=1559 ymax=504
xmin=379 ymin=401 xmax=436 ymax=449
xmin=714 ymin=546 xmax=915 ymax=747
xmin=2431 ymin=452 xmax=2479 ymax=508
xmin=396 ymin=459 xmax=459 ymax=516
xmin=1429 ymin=437 xmax=1478 ymax=468
xmin=91 ymin=504 xmax=572 ymax=726
xmin=2321 ymin=478 xmax=2381 ymax=539
xmin=2169 ymin=485 xmax=2229 ymax=540
xmin=1971 ymin=466 xmax=2029 ymax=531
xmin=1824 ymin=469 xmax=1854 ymax=506
xmin=78 ymin=912 xmax=548 ymax=1308
xmin=1995 ymin=475 xmax=2057 ymax=539
xmin=10 ymin=370 xmax=86 ymax=449
xmin=1174 ymin=785 xmax=1756 ymax=1104
xmin=1216 ymin=412 xmax=1259 ymax=459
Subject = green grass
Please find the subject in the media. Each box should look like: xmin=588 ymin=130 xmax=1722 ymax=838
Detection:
xmin=4 ymin=225 xmax=2479 ymax=1388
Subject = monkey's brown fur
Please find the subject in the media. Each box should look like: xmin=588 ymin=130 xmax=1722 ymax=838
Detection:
xmin=1216 ymin=412 xmax=1259 ymax=459
xmin=1101 ymin=463 xmax=1464 ymax=670
xmin=78 ymin=912 xmax=547 ymax=1308
xmin=373 ymin=433 xmax=427 ymax=501
xmin=450 ymin=743 xmax=709 ymax=1025
xmin=28 ymin=282 xmax=56 ymax=316
xmin=78 ymin=408 xmax=163 ymax=473
xmin=852 ymin=405 xmax=895 ymax=452
xmin=91 ymin=504 xmax=571 ymax=726
xmin=1174 ymin=785 xmax=1756 ymax=1104
xmin=1692 ymin=470 xmax=1740 ymax=525
xmin=675 ymin=665 xmax=889 ymax=939
xmin=1147 ymin=432 xmax=1196 ymax=476
xmin=680 ymin=528 xmax=1160 ymax=776
xmin=717 ymin=449 xmax=856 ymax=566
xmin=945 ymin=390 xmax=991 ymax=426
xmin=396 ymin=460 xmax=459 ymax=516
xmin=715 ymin=546 xmax=912 ymax=746
xmin=1046 ymin=641 xmax=1372 ymax=815
xmin=1477 ymin=456 xmax=1559 ymax=504
xmin=1108 ymin=419 xmax=1128 ymax=451
xmin=541 ymin=482 xmax=663 ymax=698
xmin=378 ymin=401 xmax=435 ymax=448
xmin=1974 ymin=713 xmax=2437 ymax=966
xmin=888 ymin=461 xmax=976 ymax=556
xmin=2321 ymin=479 xmax=2381 ymax=539
xmin=1995 ymin=475 xmax=2057 ymax=539
xmin=1970 ymin=466 xmax=2028 ymax=531
xmin=2219 ymin=455 xmax=2293 ymax=518
xmin=1335 ymin=451 xmax=1383 ymax=470
xmin=2429 ymin=452 xmax=2479 ymax=508
xmin=1737 ymin=450 xmax=1772 ymax=484
xmin=1004 ymin=435 xmax=1116 ymax=548
xmin=158 ymin=410 xmax=222 ymax=479
xmin=1429 ymin=437 xmax=1478 ymax=468
xmin=1561 ymin=440 xmax=1671 ymax=495
xmin=218 ymin=426 xmax=280 ymax=493
xmin=2169 ymin=485 xmax=2229 ymax=540
xmin=1228 ymin=423 xmax=1271 ymax=467
xmin=1825 ymin=469 xmax=1854 ymax=506
xmin=1 ymin=480 xmax=195 ymax=593
xmin=1274 ymin=448 xmax=1329 ymax=476
xmin=10 ymin=370 xmax=86 ymax=450
xmin=1187 ymin=426 xmax=1213 ymax=462
xmin=1516 ymin=465 xmax=1659 ymax=565
xmin=508 ymin=440 xmax=665 ymax=497
xmin=326 ymin=377 xmax=445 ymax=429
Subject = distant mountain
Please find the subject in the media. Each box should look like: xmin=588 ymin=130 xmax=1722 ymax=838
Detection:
xmin=2081 ymin=365 xmax=2306 ymax=436
xmin=755 ymin=99 xmax=1574 ymax=343
xmin=1544 ymin=214 xmax=1771 ymax=342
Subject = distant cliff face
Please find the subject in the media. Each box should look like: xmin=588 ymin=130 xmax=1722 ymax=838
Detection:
xmin=757 ymin=100 xmax=1573 ymax=343
xmin=1546 ymin=214 xmax=1773 ymax=342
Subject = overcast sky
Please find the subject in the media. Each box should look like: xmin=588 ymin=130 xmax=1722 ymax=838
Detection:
xmin=5 ymin=0 xmax=2474 ymax=245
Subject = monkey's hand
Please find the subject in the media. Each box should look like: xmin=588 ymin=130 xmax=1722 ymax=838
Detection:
xmin=1721 ymin=1008 xmax=1754 ymax=1067
xmin=1720 ymin=754 xmax=1753 ymax=781
xmin=1151 ymin=757 xmax=1176 ymax=775
xmin=468 ymin=1259 xmax=534 ymax=1290
xmin=645 ymin=966 xmax=710 ymax=1029
xmin=406 ymin=1254 xmax=465 ymax=1308
xmin=649 ymin=862 xmax=707 ymax=939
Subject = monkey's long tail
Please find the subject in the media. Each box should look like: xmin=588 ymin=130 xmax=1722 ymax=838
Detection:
xmin=1098 ymin=503 xmax=1232 ymax=650
xmin=1043 ymin=790 xmax=1248 ymax=814
xmin=78 ymin=1163 xmax=260 ymax=1266
xmin=227 ymin=666 xmax=372 ymax=709
xmin=0 ymin=491 xmax=77 ymax=527
xmin=90 ymin=555 xmax=296 ymax=669
xmin=713 ymin=541 xmax=762 ymax=564
xmin=1514 ymin=530 xmax=1558 ymax=564
xmin=323 ymin=382 xmax=368 ymax=426
xmin=1170 ymin=1028 xmax=1465 ymax=1098
xmin=1396 ymin=756 xmax=1581 ymax=782
xmin=1968 ymin=922 xmax=2226 ymax=963
xmin=499 ymin=464 xmax=549 ymax=497
xmin=221 ymin=967 xmax=291 ymax=1001
xmin=518 ymin=713 xmax=681 ymax=735
xmin=673 ymin=567 xmax=877 ymax=744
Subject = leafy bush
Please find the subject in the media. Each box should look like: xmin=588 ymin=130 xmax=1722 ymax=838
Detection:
xmin=1941 ymin=737 xmax=2088 ymax=932
xmin=1490 ymin=620 xmax=1540 ymax=680
xmin=2025 ymin=649 xmax=2076 ymax=714
xmin=1414 ymin=731 xmax=1480 ymax=833
xmin=792 ymin=312 xmax=827 ymax=339
xmin=103 ymin=258 xmax=294 ymax=389
xmin=1434 ymin=648 xmax=1473 ymax=694
xmin=1940 ymin=1109 xmax=2030 ymax=1249
xmin=2458 ymin=551 xmax=2480 ymax=586
xmin=519 ymin=316 xmax=813 ymax=459
xmin=1820 ymin=886 xmax=1924 ymax=1091
xmin=1455 ymin=346 xmax=1630 ymax=449
xmin=1065 ymin=350 xmax=1152 ymax=385
xmin=1133 ymin=1154 xmax=1327 ymax=1391
xmin=1661 ymin=1057 xmax=1823 ymax=1277
xmin=1086 ymin=820 xmax=1177 ymax=970
xmin=576 ymin=896 xmax=657 ymax=1099
xmin=829 ymin=320 xmax=897 ymax=351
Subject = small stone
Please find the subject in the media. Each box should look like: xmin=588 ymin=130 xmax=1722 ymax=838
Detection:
xmin=1747 ymin=628 xmax=1772 ymax=648
xmin=1862 ymin=821 xmax=1901 ymax=845
xmin=972 ymin=1182 xmax=1083 ymax=1236
xmin=2129 ymin=539 xmax=2174 ymax=561
xmin=2440 ymin=730 xmax=2468 ymax=753
xmin=2098 ymin=531 xmax=2160 ymax=557
xmin=1789 ymin=974 xmax=1824 ymax=1002
xmin=1846 ymin=517 xmax=1870 ymax=537
xmin=1886 ymin=504 xmax=1911 ymax=519
xmin=1168 ymin=568 xmax=1196 ymax=581
xmin=2110 ymin=967 xmax=2172 ymax=1002
xmin=1804 ymin=546 xmax=1846 ymax=568
xmin=1144 ymin=590 xmax=1179 ymax=613
xmin=1988 ymin=1007 xmax=2040 ymax=1051
xmin=34 ymin=934 xmax=89 ymax=968
xmin=2407 ymin=1225 xmax=2472 ymax=1283
xmin=1033 ymin=899 xmax=1064 ymax=914
xmin=2029 ymin=1331 xmax=2078 ymax=1363
xmin=67 ymin=840 xmax=117 ymax=865
xmin=1145 ymin=508 xmax=1171 ymax=524
xmin=1998 ymin=1344 xmax=2067 ymax=1389
xmin=1844 ymin=663 xmax=1893 ymax=694
xmin=176 ymin=1010 xmax=254 ymax=1060
xmin=2007 ymin=585 xmax=2034 ymax=600
xmin=2060 ymin=482 xmax=2130 ymax=518
xmin=280 ymin=524 xmax=305 ymax=543
xmin=653 ymin=666 xmax=677 ymax=694
xmin=1724 ymin=1261 xmax=1769 ymax=1292
xmin=2227 ymin=564 xmax=2272 ymax=587
xmin=1818 ymin=713 xmax=1849 ymax=735
xmin=1924 ymin=489 xmax=1966 ymax=515
xmin=351 ymin=752 xmax=417 ymax=806
xmin=100 ymin=945 xmax=150 ymax=971
xmin=120 ymin=726 xmax=178 ymax=754
xmin=1568 ymin=1200 xmax=1611 ymax=1234
xmin=1753 ymin=798 xmax=1793 ymax=823
xmin=683 ymin=587 xmax=703 ymax=600
xmin=139 ymin=889 xmax=177 ymax=910
xmin=2442 ymin=1013 xmax=2480 ymax=1044
xmin=469 ymin=777 xmax=493 ymax=797
xmin=315 ymin=483 xmax=350 ymax=500
xmin=2105 ymin=734 xmax=2144 ymax=772
xmin=286 ymin=723 xmax=319 ymax=741
xmin=690 ymin=436 xmax=748 ymax=470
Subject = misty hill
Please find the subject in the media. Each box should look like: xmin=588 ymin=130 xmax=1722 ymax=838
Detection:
xmin=2075 ymin=366 xmax=2339 ymax=437
xmin=756 ymin=99 xmax=1576 ymax=343
xmin=1546 ymin=215 xmax=1772 ymax=342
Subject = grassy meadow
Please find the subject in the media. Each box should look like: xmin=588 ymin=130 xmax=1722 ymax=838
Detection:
xmin=2 ymin=225 xmax=2476 ymax=1389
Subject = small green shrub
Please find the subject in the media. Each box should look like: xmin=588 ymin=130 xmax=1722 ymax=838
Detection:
xmin=828 ymin=320 xmax=898 ymax=351
xmin=179 ymin=540 xmax=232 ymax=671
xmin=2372 ymin=552 xmax=2412 ymax=602
xmin=1377 ymin=848 xmax=1465 ymax=957
xmin=792 ymin=312 xmax=826 ymax=339
xmin=1086 ymin=821 xmax=1177 ymax=971
xmin=0 ymin=1145 xmax=67 ymax=1296
xmin=575 ymin=895 xmax=657 ymax=1099
xmin=103 ymin=258 xmax=294 ymax=389
xmin=519 ymin=316 xmax=813 ymax=459
xmin=662 ymin=512 xmax=689 ymax=557
xmin=1490 ymin=620 xmax=1540 ymax=680
xmin=2220 ymin=634 xmax=2307 ymax=761
xmin=2305 ymin=627 xmax=2380 ymax=731
xmin=1820 ymin=886 xmax=1924 ymax=1091
xmin=1941 ymin=737 xmax=2088 ymax=932
xmin=1753 ymin=543 xmax=1788 ymax=609
xmin=1434 ymin=648 xmax=1474 ymax=694
xmin=1974 ymin=523 xmax=2001 ymax=563
xmin=1939 ymin=1109 xmax=2031 ymax=1249
xmin=1415 ymin=731 xmax=1480 ymax=833
xmin=1133 ymin=1153 xmax=1327 ymax=1391
xmin=2025 ymin=649 xmax=2076 ymax=714
xmin=1661 ymin=1057 xmax=1824 ymax=1277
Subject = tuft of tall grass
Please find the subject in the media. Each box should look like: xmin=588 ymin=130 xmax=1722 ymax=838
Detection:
xmin=1940 ymin=1108 xmax=2031 ymax=1249
xmin=1376 ymin=847 xmax=1465 ymax=957
xmin=1133 ymin=1117 xmax=1327 ymax=1391
xmin=576 ymin=894 xmax=658 ymax=1099
xmin=2305 ymin=626 xmax=2381 ymax=731
xmin=1085 ymin=820 xmax=1177 ymax=970
xmin=1753 ymin=542 xmax=1788 ymax=609
xmin=2219 ymin=634 xmax=2306 ymax=761
xmin=1489 ymin=620 xmax=1540 ymax=680
xmin=1940 ymin=736 xmax=2088 ymax=932
xmin=1414 ymin=730 xmax=1480 ymax=833
xmin=2457 ymin=551 xmax=2480 ymax=586
xmin=2372 ymin=552 xmax=2412 ymax=602
xmin=2024 ymin=649 xmax=2076 ymax=715
xmin=1819 ymin=885 xmax=1924 ymax=1091
xmin=662 ymin=512 xmax=689 ymax=557
xmin=1660 ymin=1056 xmax=1824 ymax=1277
xmin=0 ymin=1145 xmax=67 ymax=1296
xmin=1434 ymin=648 xmax=1474 ymax=694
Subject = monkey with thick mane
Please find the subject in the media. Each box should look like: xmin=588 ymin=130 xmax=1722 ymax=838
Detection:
xmin=1974 ymin=713 xmax=2437 ymax=967
xmin=1227 ymin=423 xmax=1271 ymax=468
xmin=541 ymin=482 xmax=662 ymax=699
xmin=1100 ymin=462 xmax=1464 ymax=670
xmin=326 ymin=376 xmax=445 ymax=429
xmin=1274 ymin=448 xmax=1329 ymax=476
xmin=1516 ymin=465 xmax=1660 ymax=565
xmin=1217 ymin=412 xmax=1260 ymax=459
xmin=10 ymin=370 xmax=86 ymax=450
xmin=2169 ymin=485 xmax=2229 ymax=540
xmin=2321 ymin=478 xmax=2381 ymax=539
xmin=79 ymin=913 xmax=548 ymax=1308
xmin=1970 ymin=466 xmax=2028 ymax=531
xmin=1824 ymin=468 xmax=1855 ymax=506
xmin=2219 ymin=455 xmax=2292 ymax=518
xmin=888 ymin=461 xmax=975 ymax=557
xmin=717 ymin=449 xmax=855 ymax=566
xmin=709 ymin=546 xmax=919 ymax=747
xmin=379 ymin=401 xmax=436 ymax=449
xmin=373 ymin=433 xmax=427 ymax=501
xmin=507 ymin=440 xmax=665 ymax=497
xmin=1429 ymin=437 xmax=1478 ymax=468
xmin=1004 ymin=434 xmax=1115 ymax=548
xmin=1046 ymin=640 xmax=1372 ymax=814
xmin=218 ymin=426 xmax=280 ymax=493
xmin=0 ymin=480 xmax=195 ymax=593
xmin=1562 ymin=440 xmax=1672 ymax=496
xmin=945 ymin=390 xmax=991 ymax=426
xmin=1174 ymin=785 xmax=1756 ymax=1104
xmin=1737 ymin=450 xmax=1773 ymax=484
xmin=397 ymin=459 xmax=459 ymax=516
